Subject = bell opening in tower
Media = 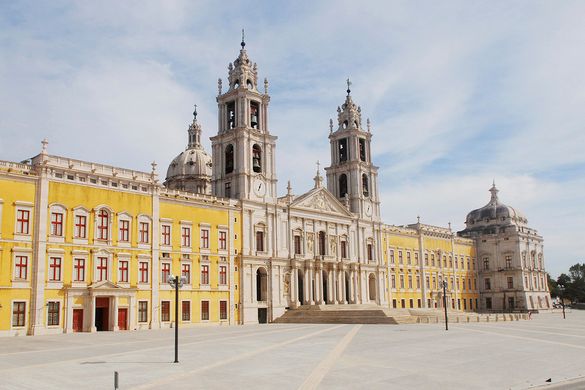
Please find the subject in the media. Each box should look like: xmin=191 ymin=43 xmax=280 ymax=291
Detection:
xmin=339 ymin=174 xmax=348 ymax=198
xmin=227 ymin=101 xmax=236 ymax=129
xmin=250 ymin=101 xmax=259 ymax=129
xmin=359 ymin=138 xmax=366 ymax=162
xmin=252 ymin=144 xmax=262 ymax=173
xmin=225 ymin=144 xmax=234 ymax=174
xmin=338 ymin=138 xmax=348 ymax=162
xmin=362 ymin=174 xmax=369 ymax=197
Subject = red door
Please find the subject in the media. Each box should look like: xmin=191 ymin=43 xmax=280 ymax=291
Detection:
xmin=73 ymin=309 xmax=83 ymax=332
xmin=117 ymin=308 xmax=127 ymax=330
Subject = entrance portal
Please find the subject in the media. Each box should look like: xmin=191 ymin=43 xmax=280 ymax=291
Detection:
xmin=117 ymin=308 xmax=128 ymax=330
xmin=95 ymin=297 xmax=110 ymax=331
xmin=72 ymin=309 xmax=83 ymax=332
xmin=368 ymin=274 xmax=376 ymax=302
xmin=258 ymin=308 xmax=267 ymax=324
xmin=298 ymin=273 xmax=304 ymax=305
xmin=345 ymin=272 xmax=350 ymax=303
xmin=322 ymin=270 xmax=328 ymax=304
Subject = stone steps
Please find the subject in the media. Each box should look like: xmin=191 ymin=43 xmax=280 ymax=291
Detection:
xmin=274 ymin=304 xmax=416 ymax=324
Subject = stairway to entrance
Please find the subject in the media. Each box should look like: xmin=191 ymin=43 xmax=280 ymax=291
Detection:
xmin=273 ymin=304 xmax=418 ymax=324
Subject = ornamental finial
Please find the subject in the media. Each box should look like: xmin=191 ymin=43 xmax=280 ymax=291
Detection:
xmin=346 ymin=78 xmax=352 ymax=95
xmin=193 ymin=104 xmax=198 ymax=121
xmin=218 ymin=78 xmax=222 ymax=95
xmin=241 ymin=29 xmax=245 ymax=48
xmin=329 ymin=119 xmax=333 ymax=133
xmin=264 ymin=78 xmax=269 ymax=94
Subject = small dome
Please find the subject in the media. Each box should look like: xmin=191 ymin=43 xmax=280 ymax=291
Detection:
xmin=464 ymin=183 xmax=527 ymax=227
xmin=166 ymin=147 xmax=212 ymax=180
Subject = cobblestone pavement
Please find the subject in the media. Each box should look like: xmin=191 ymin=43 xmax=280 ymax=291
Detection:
xmin=1 ymin=310 xmax=584 ymax=390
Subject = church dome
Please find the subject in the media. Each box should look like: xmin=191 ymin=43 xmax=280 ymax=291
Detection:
xmin=464 ymin=183 xmax=527 ymax=227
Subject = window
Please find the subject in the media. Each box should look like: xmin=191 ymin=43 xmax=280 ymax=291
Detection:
xmin=139 ymin=222 xmax=149 ymax=244
xmin=341 ymin=240 xmax=347 ymax=259
xmin=161 ymin=224 xmax=171 ymax=246
xmin=220 ymin=301 xmax=228 ymax=320
xmin=485 ymin=297 xmax=492 ymax=310
xmin=201 ymin=301 xmax=209 ymax=321
xmin=118 ymin=260 xmax=129 ymax=283
xmin=408 ymin=275 xmax=413 ymax=289
xmin=431 ymin=254 xmax=435 ymax=266
xmin=362 ymin=174 xmax=369 ymax=197
xmin=367 ymin=244 xmax=373 ymax=262
xmin=426 ymin=276 xmax=430 ymax=289
xmin=424 ymin=253 xmax=429 ymax=266
xmin=49 ymin=257 xmax=62 ymax=281
xmin=407 ymin=252 xmax=411 ymax=265
xmin=507 ymin=277 xmax=514 ymax=289
xmin=227 ymin=101 xmax=236 ymax=129
xmin=182 ymin=227 xmax=191 ymax=247
xmin=415 ymin=253 xmax=419 ymax=265
xmin=219 ymin=265 xmax=227 ymax=285
xmin=250 ymin=101 xmax=259 ymax=129
xmin=398 ymin=251 xmax=403 ymax=264
xmin=139 ymin=262 xmax=149 ymax=283
xmin=225 ymin=144 xmax=234 ymax=174
xmin=161 ymin=263 xmax=171 ymax=283
xmin=484 ymin=278 xmax=491 ymax=290
xmin=14 ymin=255 xmax=28 ymax=279
xmin=12 ymin=302 xmax=26 ymax=327
xmin=200 ymin=228 xmax=209 ymax=249
xmin=225 ymin=182 xmax=231 ymax=198
xmin=318 ymin=232 xmax=326 ymax=256
xmin=252 ymin=144 xmax=262 ymax=173
xmin=256 ymin=231 xmax=264 ymax=252
xmin=338 ymin=138 xmax=348 ymax=162
xmin=391 ymin=274 xmax=396 ymax=288
xmin=483 ymin=258 xmax=489 ymax=270
xmin=97 ymin=209 xmax=109 ymax=240
xmin=505 ymin=255 xmax=512 ymax=269
xmin=201 ymin=265 xmax=209 ymax=285
xmin=119 ymin=220 xmax=130 ymax=242
xmin=339 ymin=174 xmax=348 ymax=198
xmin=182 ymin=301 xmax=191 ymax=321
xmin=161 ymin=301 xmax=170 ymax=322
xmin=219 ymin=231 xmax=227 ymax=250
xmin=454 ymin=257 xmax=458 ymax=269
xmin=50 ymin=212 xmax=63 ymax=236
xmin=138 ymin=301 xmax=148 ymax=322
xmin=416 ymin=275 xmax=420 ymax=289
xmin=181 ymin=263 xmax=191 ymax=284
xmin=294 ymin=235 xmax=302 ymax=255
xmin=400 ymin=274 xmax=405 ymax=289
xmin=97 ymin=257 xmax=108 ymax=281
xmin=74 ymin=215 xmax=87 ymax=238
xmin=16 ymin=209 xmax=30 ymax=234
xmin=359 ymin=138 xmax=366 ymax=161
xmin=390 ymin=250 xmax=395 ymax=264
xmin=47 ymin=302 xmax=60 ymax=326
xmin=73 ymin=258 xmax=85 ymax=282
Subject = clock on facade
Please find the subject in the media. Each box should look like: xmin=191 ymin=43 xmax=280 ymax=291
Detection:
xmin=253 ymin=177 xmax=266 ymax=197
xmin=364 ymin=201 xmax=373 ymax=217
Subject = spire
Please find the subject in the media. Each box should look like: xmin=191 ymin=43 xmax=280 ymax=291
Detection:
xmin=314 ymin=160 xmax=323 ymax=188
xmin=489 ymin=181 xmax=499 ymax=203
xmin=227 ymin=30 xmax=257 ymax=91
xmin=346 ymin=78 xmax=352 ymax=96
xmin=187 ymin=105 xmax=202 ymax=149
xmin=241 ymin=28 xmax=245 ymax=48
xmin=335 ymin=79 xmax=362 ymax=131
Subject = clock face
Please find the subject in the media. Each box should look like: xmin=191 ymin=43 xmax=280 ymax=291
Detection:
xmin=365 ymin=202 xmax=373 ymax=217
xmin=253 ymin=177 xmax=266 ymax=197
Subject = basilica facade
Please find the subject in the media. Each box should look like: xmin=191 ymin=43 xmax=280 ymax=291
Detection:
xmin=0 ymin=40 xmax=551 ymax=335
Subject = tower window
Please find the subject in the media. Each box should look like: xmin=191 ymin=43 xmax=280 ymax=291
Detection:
xmin=250 ymin=101 xmax=259 ymax=129
xmin=338 ymin=138 xmax=348 ymax=162
xmin=225 ymin=182 xmax=231 ymax=198
xmin=246 ymin=79 xmax=253 ymax=89
xmin=252 ymin=144 xmax=262 ymax=173
xmin=359 ymin=139 xmax=366 ymax=162
xmin=339 ymin=174 xmax=348 ymax=198
xmin=225 ymin=144 xmax=234 ymax=174
xmin=362 ymin=174 xmax=369 ymax=197
xmin=227 ymin=101 xmax=236 ymax=129
xmin=343 ymin=120 xmax=348 ymax=129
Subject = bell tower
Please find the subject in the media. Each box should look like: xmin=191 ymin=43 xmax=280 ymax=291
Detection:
xmin=325 ymin=81 xmax=380 ymax=220
xmin=210 ymin=32 xmax=278 ymax=202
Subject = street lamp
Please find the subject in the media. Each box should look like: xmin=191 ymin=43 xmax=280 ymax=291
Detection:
xmin=441 ymin=279 xmax=449 ymax=331
xmin=558 ymin=284 xmax=566 ymax=319
xmin=168 ymin=275 xmax=187 ymax=363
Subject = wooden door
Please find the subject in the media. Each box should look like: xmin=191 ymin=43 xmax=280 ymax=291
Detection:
xmin=117 ymin=308 xmax=127 ymax=330
xmin=73 ymin=309 xmax=83 ymax=332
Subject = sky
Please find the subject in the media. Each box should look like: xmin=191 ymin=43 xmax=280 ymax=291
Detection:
xmin=1 ymin=1 xmax=584 ymax=277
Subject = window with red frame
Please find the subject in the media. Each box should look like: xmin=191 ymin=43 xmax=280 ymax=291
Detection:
xmin=138 ymin=301 xmax=148 ymax=322
xmin=161 ymin=263 xmax=171 ymax=283
xmin=16 ymin=209 xmax=30 ymax=234
xmin=12 ymin=302 xmax=26 ymax=327
xmin=182 ymin=301 xmax=190 ymax=321
xmin=181 ymin=227 xmax=191 ymax=247
xmin=161 ymin=225 xmax=171 ymax=246
xmin=220 ymin=301 xmax=227 ymax=320
xmin=201 ymin=301 xmax=209 ymax=321
xmin=14 ymin=255 xmax=28 ymax=279
xmin=97 ymin=210 xmax=109 ymax=240
xmin=73 ymin=258 xmax=85 ymax=281
xmin=200 ymin=229 xmax=209 ymax=249
xmin=97 ymin=256 xmax=108 ymax=281
xmin=181 ymin=263 xmax=191 ymax=284
xmin=219 ymin=231 xmax=227 ymax=250
xmin=161 ymin=301 xmax=170 ymax=322
xmin=51 ymin=212 xmax=63 ymax=236
xmin=49 ymin=257 xmax=61 ymax=281
xmin=119 ymin=220 xmax=130 ymax=242
xmin=139 ymin=222 xmax=149 ymax=244
xmin=118 ymin=260 xmax=129 ymax=283
xmin=139 ymin=261 xmax=149 ymax=283
xmin=200 ymin=264 xmax=209 ymax=285
xmin=74 ymin=214 xmax=87 ymax=238
xmin=219 ymin=265 xmax=227 ymax=285
xmin=47 ymin=302 xmax=59 ymax=326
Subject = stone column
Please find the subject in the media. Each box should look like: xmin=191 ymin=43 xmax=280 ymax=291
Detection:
xmin=129 ymin=295 xmax=136 ymax=330
xmin=349 ymin=269 xmax=355 ymax=304
xmin=252 ymin=265 xmax=257 ymax=303
xmin=331 ymin=264 xmax=337 ymax=304
xmin=89 ymin=295 xmax=96 ymax=333
xmin=112 ymin=296 xmax=119 ymax=331
xmin=290 ymin=265 xmax=297 ymax=308
xmin=65 ymin=292 xmax=74 ymax=333
xmin=337 ymin=265 xmax=343 ymax=304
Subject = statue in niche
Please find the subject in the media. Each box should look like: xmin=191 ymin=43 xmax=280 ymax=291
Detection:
xmin=330 ymin=237 xmax=337 ymax=256
xmin=283 ymin=272 xmax=290 ymax=296
xmin=307 ymin=233 xmax=314 ymax=254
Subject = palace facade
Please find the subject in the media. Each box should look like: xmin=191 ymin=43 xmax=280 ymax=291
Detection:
xmin=0 ymin=40 xmax=550 ymax=336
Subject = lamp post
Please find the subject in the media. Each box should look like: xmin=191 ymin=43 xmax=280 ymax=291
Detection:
xmin=558 ymin=284 xmax=566 ymax=319
xmin=442 ymin=279 xmax=449 ymax=330
xmin=168 ymin=275 xmax=187 ymax=363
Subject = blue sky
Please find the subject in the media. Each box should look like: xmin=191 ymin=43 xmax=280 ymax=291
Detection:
xmin=1 ymin=1 xmax=584 ymax=277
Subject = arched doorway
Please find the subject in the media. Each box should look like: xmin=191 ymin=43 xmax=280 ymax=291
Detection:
xmin=368 ymin=273 xmax=376 ymax=301
xmin=256 ymin=267 xmax=267 ymax=302
xmin=345 ymin=271 xmax=350 ymax=303
xmin=322 ymin=270 xmax=328 ymax=303
xmin=318 ymin=231 xmax=326 ymax=256
xmin=298 ymin=272 xmax=304 ymax=305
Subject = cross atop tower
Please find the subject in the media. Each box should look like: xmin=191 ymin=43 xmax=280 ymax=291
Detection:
xmin=241 ymin=29 xmax=245 ymax=48
xmin=346 ymin=78 xmax=352 ymax=96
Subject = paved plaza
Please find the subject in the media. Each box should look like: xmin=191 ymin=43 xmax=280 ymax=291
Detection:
xmin=1 ymin=310 xmax=584 ymax=390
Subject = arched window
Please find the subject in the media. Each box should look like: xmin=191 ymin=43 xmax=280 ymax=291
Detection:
xmin=362 ymin=174 xmax=369 ymax=197
xmin=250 ymin=101 xmax=259 ymax=129
xmin=246 ymin=79 xmax=253 ymax=89
xmin=256 ymin=267 xmax=267 ymax=301
xmin=227 ymin=101 xmax=236 ymax=129
xmin=318 ymin=231 xmax=326 ymax=256
xmin=339 ymin=174 xmax=348 ymax=198
xmin=225 ymin=144 xmax=234 ymax=174
xmin=252 ymin=144 xmax=262 ymax=173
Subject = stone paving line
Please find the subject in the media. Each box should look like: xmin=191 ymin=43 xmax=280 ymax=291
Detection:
xmin=0 ymin=312 xmax=584 ymax=389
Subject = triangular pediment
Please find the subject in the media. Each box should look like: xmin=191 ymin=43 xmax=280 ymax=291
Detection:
xmin=290 ymin=187 xmax=353 ymax=217
xmin=88 ymin=280 xmax=124 ymax=290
